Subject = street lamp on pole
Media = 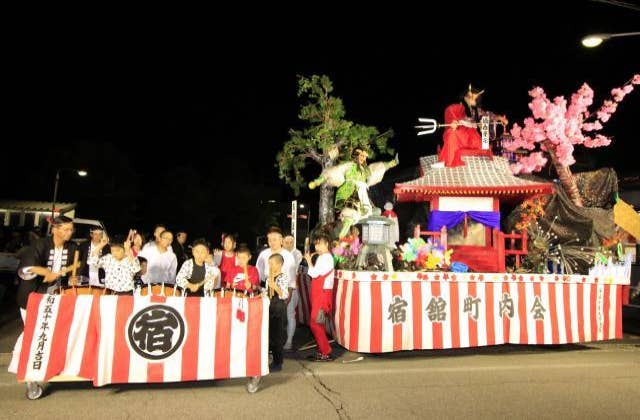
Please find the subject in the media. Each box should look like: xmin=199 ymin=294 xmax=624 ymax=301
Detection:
xmin=581 ymin=32 xmax=640 ymax=47
xmin=51 ymin=168 xmax=88 ymax=222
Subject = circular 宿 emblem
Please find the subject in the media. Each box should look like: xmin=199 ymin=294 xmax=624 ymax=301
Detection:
xmin=127 ymin=304 xmax=186 ymax=360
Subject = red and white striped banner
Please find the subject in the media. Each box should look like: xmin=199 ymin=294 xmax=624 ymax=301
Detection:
xmin=16 ymin=294 xmax=269 ymax=385
xmin=96 ymin=295 xmax=269 ymax=386
xmin=16 ymin=294 xmax=98 ymax=383
xmin=334 ymin=278 xmax=623 ymax=353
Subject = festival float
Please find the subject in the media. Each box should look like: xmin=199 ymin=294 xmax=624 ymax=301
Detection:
xmin=12 ymin=75 xmax=640 ymax=401
xmin=298 ymin=77 xmax=640 ymax=354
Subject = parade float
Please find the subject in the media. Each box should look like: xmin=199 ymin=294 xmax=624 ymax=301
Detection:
xmin=332 ymin=152 xmax=627 ymax=353
xmin=13 ymin=75 xmax=640 ymax=401
xmin=292 ymin=75 xmax=639 ymax=354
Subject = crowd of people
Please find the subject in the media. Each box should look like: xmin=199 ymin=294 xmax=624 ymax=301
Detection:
xmin=9 ymin=216 xmax=337 ymax=375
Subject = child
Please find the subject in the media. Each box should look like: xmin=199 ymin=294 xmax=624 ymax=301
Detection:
xmin=266 ymin=253 xmax=289 ymax=372
xmin=225 ymin=245 xmax=260 ymax=293
xmin=304 ymin=233 xmax=335 ymax=361
xmin=214 ymin=234 xmax=237 ymax=285
xmin=89 ymin=234 xmax=140 ymax=294
xmin=134 ymin=256 xmax=147 ymax=289
xmin=176 ymin=239 xmax=220 ymax=296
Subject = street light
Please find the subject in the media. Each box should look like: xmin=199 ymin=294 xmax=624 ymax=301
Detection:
xmin=287 ymin=201 xmax=311 ymax=249
xmin=581 ymin=32 xmax=640 ymax=47
xmin=51 ymin=168 xmax=88 ymax=222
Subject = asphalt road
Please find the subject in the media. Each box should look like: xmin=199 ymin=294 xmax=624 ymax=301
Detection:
xmin=0 ymin=331 xmax=638 ymax=420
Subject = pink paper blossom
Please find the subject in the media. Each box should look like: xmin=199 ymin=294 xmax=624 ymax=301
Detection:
xmin=596 ymin=111 xmax=611 ymax=123
xmin=528 ymin=87 xmax=545 ymax=98
xmin=529 ymin=97 xmax=549 ymax=119
xmin=596 ymin=100 xmax=618 ymax=123
xmin=582 ymin=121 xmax=602 ymax=132
xmin=600 ymin=100 xmax=618 ymax=113
xmin=564 ymin=119 xmax=581 ymax=139
xmin=583 ymin=134 xmax=612 ymax=148
xmin=516 ymin=153 xmax=547 ymax=174
xmin=510 ymin=76 xmax=636 ymax=175
xmin=510 ymin=123 xmax=522 ymax=139
xmin=510 ymin=162 xmax=524 ymax=174
xmin=567 ymin=83 xmax=594 ymax=119
xmin=611 ymin=88 xmax=627 ymax=102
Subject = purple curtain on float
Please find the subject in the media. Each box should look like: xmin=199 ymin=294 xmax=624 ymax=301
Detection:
xmin=427 ymin=211 xmax=501 ymax=231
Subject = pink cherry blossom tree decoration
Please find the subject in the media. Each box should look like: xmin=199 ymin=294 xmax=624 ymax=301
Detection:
xmin=505 ymin=74 xmax=640 ymax=206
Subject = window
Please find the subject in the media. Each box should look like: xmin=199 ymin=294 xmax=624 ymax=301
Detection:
xmin=24 ymin=213 xmax=35 ymax=227
xmin=9 ymin=213 xmax=20 ymax=227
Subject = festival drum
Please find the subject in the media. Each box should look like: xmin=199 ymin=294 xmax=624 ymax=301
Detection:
xmin=139 ymin=283 xmax=181 ymax=297
xmin=212 ymin=288 xmax=254 ymax=298
xmin=104 ymin=289 xmax=134 ymax=296
xmin=58 ymin=285 xmax=107 ymax=296
xmin=181 ymin=287 xmax=210 ymax=298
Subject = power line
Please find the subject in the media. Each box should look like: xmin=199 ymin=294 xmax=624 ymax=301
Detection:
xmin=591 ymin=0 xmax=640 ymax=12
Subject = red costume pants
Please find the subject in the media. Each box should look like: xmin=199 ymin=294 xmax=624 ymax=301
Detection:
xmin=309 ymin=277 xmax=333 ymax=355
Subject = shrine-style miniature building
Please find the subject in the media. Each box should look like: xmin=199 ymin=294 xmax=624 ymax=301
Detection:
xmin=394 ymin=154 xmax=554 ymax=272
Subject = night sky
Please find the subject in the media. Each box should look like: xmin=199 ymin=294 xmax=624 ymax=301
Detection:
xmin=3 ymin=1 xmax=639 ymax=246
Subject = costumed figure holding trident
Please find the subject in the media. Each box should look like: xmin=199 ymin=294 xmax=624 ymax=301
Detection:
xmin=416 ymin=84 xmax=509 ymax=167
xmin=309 ymin=147 xmax=399 ymax=238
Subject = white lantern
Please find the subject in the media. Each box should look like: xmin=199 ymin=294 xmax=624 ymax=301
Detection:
xmin=356 ymin=209 xmax=394 ymax=271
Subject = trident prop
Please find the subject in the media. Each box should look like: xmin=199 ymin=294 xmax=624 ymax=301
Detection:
xmin=415 ymin=118 xmax=454 ymax=136
xmin=415 ymin=117 xmax=504 ymax=136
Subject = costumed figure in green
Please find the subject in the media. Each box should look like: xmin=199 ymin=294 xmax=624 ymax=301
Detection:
xmin=309 ymin=147 xmax=398 ymax=238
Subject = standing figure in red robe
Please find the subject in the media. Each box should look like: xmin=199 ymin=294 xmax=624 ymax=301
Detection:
xmin=438 ymin=84 xmax=508 ymax=167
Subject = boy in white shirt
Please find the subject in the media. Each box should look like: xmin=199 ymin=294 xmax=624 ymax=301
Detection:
xmin=139 ymin=230 xmax=177 ymax=284
xmin=176 ymin=239 xmax=220 ymax=296
xmin=267 ymin=253 xmax=289 ymax=372
xmin=89 ymin=234 xmax=140 ymax=294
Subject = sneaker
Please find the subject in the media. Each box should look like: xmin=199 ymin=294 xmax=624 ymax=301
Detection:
xmin=269 ymin=363 xmax=283 ymax=372
xmin=246 ymin=376 xmax=261 ymax=394
xmin=307 ymin=352 xmax=334 ymax=362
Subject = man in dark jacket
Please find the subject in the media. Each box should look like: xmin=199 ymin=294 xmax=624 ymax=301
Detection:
xmin=16 ymin=216 xmax=80 ymax=310
xmin=9 ymin=216 xmax=80 ymax=374
xmin=77 ymin=227 xmax=109 ymax=285
xmin=172 ymin=230 xmax=189 ymax=270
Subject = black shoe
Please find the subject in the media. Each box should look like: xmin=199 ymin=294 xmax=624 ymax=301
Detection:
xmin=307 ymin=352 xmax=334 ymax=362
xmin=269 ymin=363 xmax=283 ymax=372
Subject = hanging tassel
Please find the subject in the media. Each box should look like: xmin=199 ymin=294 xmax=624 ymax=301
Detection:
xmin=236 ymin=296 xmax=246 ymax=322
